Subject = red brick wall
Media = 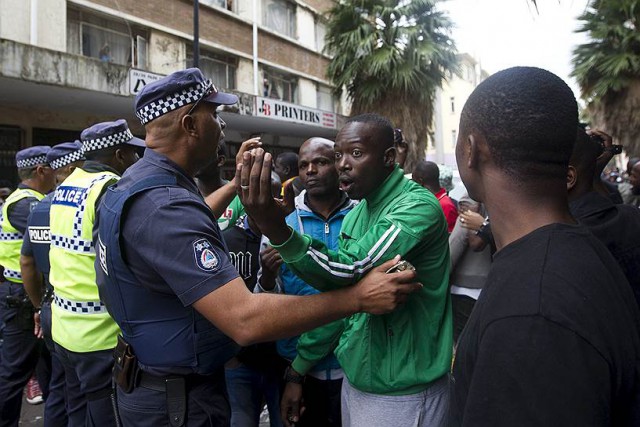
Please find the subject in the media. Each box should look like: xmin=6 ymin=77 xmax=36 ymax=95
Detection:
xmin=85 ymin=0 xmax=329 ymax=80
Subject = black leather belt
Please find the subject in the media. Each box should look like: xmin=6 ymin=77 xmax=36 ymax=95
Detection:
xmin=138 ymin=371 xmax=214 ymax=392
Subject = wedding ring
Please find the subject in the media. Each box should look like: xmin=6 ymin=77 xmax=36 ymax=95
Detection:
xmin=460 ymin=218 xmax=465 ymax=223
xmin=241 ymin=185 xmax=250 ymax=190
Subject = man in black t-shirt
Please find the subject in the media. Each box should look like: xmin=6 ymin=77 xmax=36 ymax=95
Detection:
xmin=222 ymin=173 xmax=287 ymax=427
xmin=568 ymin=127 xmax=640 ymax=308
xmin=450 ymin=67 xmax=640 ymax=426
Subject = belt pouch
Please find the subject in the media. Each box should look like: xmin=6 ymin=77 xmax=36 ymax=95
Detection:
xmin=113 ymin=335 xmax=138 ymax=393
xmin=165 ymin=377 xmax=186 ymax=427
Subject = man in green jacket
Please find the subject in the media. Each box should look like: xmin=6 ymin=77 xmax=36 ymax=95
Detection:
xmin=238 ymin=114 xmax=452 ymax=426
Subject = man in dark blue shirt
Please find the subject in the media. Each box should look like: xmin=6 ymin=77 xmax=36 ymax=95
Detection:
xmin=0 ymin=146 xmax=56 ymax=426
xmin=21 ymin=141 xmax=85 ymax=427
xmin=95 ymin=68 xmax=421 ymax=427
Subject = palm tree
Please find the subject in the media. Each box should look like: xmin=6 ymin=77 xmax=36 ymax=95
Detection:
xmin=325 ymin=0 xmax=458 ymax=172
xmin=571 ymin=0 xmax=640 ymax=156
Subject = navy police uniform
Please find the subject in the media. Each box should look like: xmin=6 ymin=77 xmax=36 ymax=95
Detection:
xmin=49 ymin=122 xmax=144 ymax=427
xmin=95 ymin=68 xmax=241 ymax=427
xmin=22 ymin=141 xmax=86 ymax=427
xmin=0 ymin=146 xmax=51 ymax=427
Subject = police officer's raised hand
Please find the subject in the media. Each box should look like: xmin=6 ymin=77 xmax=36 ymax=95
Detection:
xmin=353 ymin=256 xmax=422 ymax=315
xmin=236 ymin=148 xmax=293 ymax=244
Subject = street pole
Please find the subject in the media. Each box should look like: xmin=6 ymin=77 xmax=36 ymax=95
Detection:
xmin=252 ymin=0 xmax=259 ymax=95
xmin=193 ymin=0 xmax=200 ymax=68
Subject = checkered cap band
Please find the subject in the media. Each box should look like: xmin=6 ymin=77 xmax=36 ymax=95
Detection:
xmin=16 ymin=155 xmax=48 ymax=169
xmin=4 ymin=268 xmax=22 ymax=280
xmin=50 ymin=150 xmax=84 ymax=170
xmin=50 ymin=234 xmax=95 ymax=254
xmin=53 ymin=293 xmax=108 ymax=314
xmin=82 ymin=129 xmax=134 ymax=153
xmin=136 ymin=80 xmax=215 ymax=125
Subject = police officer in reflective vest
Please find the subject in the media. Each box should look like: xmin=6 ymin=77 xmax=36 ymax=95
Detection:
xmin=0 ymin=146 xmax=56 ymax=426
xmin=49 ymin=121 xmax=143 ymax=426
xmin=95 ymin=68 xmax=420 ymax=427
xmin=21 ymin=141 xmax=85 ymax=427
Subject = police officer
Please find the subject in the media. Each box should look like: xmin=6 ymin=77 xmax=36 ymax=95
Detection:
xmin=21 ymin=141 xmax=85 ymax=427
xmin=49 ymin=121 xmax=143 ymax=426
xmin=95 ymin=68 xmax=420 ymax=427
xmin=0 ymin=146 xmax=56 ymax=426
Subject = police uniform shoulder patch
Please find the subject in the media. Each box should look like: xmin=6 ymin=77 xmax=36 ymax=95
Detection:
xmin=193 ymin=238 xmax=219 ymax=272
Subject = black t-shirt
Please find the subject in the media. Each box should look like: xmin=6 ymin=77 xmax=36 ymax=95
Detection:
xmin=223 ymin=217 xmax=261 ymax=292
xmin=222 ymin=217 xmax=286 ymax=374
xmin=570 ymin=191 xmax=640 ymax=309
xmin=451 ymin=223 xmax=640 ymax=427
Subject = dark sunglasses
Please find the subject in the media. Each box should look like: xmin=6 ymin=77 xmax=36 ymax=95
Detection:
xmin=185 ymin=80 xmax=217 ymax=116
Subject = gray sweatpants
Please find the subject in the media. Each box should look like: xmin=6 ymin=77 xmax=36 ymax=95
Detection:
xmin=341 ymin=375 xmax=449 ymax=427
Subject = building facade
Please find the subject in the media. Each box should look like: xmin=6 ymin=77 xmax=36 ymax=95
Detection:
xmin=0 ymin=0 xmax=345 ymax=182
xmin=428 ymin=53 xmax=488 ymax=166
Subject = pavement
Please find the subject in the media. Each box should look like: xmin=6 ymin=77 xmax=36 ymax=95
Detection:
xmin=19 ymin=395 xmax=271 ymax=426
xmin=20 ymin=394 xmax=44 ymax=426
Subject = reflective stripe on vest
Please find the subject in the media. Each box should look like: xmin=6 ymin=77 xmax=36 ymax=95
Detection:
xmin=0 ymin=188 xmax=46 ymax=283
xmin=49 ymin=168 xmax=121 ymax=352
xmin=53 ymin=293 xmax=108 ymax=314
xmin=4 ymin=268 xmax=22 ymax=280
xmin=50 ymin=234 xmax=94 ymax=254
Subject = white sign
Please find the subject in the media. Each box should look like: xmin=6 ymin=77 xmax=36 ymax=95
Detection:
xmin=255 ymin=97 xmax=336 ymax=129
xmin=129 ymin=69 xmax=164 ymax=95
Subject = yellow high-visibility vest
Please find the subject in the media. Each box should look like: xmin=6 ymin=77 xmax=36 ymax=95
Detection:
xmin=0 ymin=188 xmax=45 ymax=283
xmin=49 ymin=167 xmax=121 ymax=352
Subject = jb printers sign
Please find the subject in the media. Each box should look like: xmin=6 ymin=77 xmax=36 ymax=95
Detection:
xmin=256 ymin=97 xmax=336 ymax=129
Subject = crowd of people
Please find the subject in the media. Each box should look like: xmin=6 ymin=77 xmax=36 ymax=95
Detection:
xmin=0 ymin=65 xmax=639 ymax=427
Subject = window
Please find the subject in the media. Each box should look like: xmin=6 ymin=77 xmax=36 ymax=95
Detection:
xmin=263 ymin=68 xmax=298 ymax=103
xmin=466 ymin=65 xmax=475 ymax=83
xmin=317 ymin=84 xmax=334 ymax=112
xmin=187 ymin=49 xmax=237 ymax=90
xmin=451 ymin=130 xmax=457 ymax=147
xmin=315 ymin=20 xmax=327 ymax=52
xmin=200 ymin=0 xmax=234 ymax=13
xmin=263 ymin=0 xmax=296 ymax=38
xmin=450 ymin=97 xmax=455 ymax=114
xmin=67 ymin=9 xmax=148 ymax=68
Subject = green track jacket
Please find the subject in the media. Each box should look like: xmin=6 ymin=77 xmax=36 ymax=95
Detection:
xmin=274 ymin=166 xmax=452 ymax=395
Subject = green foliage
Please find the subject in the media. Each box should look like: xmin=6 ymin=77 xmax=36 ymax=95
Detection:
xmin=571 ymin=0 xmax=640 ymax=103
xmin=324 ymin=0 xmax=458 ymax=170
xmin=571 ymin=0 xmax=640 ymax=155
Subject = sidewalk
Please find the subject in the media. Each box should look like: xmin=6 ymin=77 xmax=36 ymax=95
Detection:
xmin=20 ymin=395 xmax=44 ymax=426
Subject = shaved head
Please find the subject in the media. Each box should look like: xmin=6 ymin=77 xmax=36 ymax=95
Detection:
xmin=300 ymin=137 xmax=334 ymax=154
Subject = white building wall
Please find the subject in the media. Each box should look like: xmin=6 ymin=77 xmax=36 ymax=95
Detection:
xmin=236 ymin=0 xmax=257 ymax=21
xmin=296 ymin=8 xmax=315 ymax=49
xmin=148 ymin=31 xmax=186 ymax=75
xmin=0 ymin=0 xmax=30 ymax=44
xmin=0 ymin=0 xmax=65 ymax=51
xmin=298 ymin=78 xmax=316 ymax=108
xmin=38 ymin=0 xmax=66 ymax=51
xmin=430 ymin=55 xmax=486 ymax=166
xmin=236 ymin=58 xmax=255 ymax=94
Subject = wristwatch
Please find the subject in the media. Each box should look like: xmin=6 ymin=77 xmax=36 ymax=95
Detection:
xmin=284 ymin=366 xmax=305 ymax=384
xmin=475 ymin=217 xmax=490 ymax=236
